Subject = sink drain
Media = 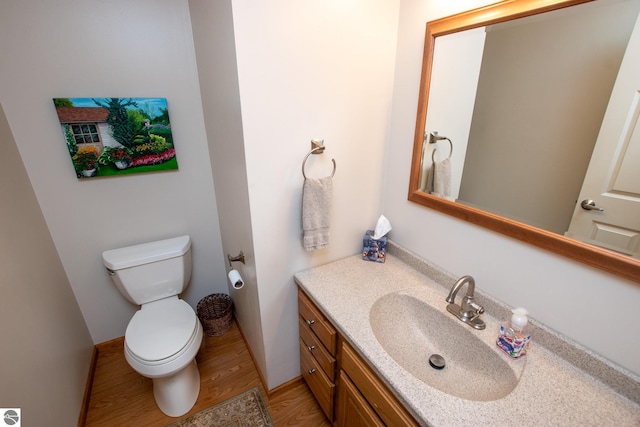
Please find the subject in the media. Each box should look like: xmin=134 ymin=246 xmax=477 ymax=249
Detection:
xmin=429 ymin=354 xmax=446 ymax=370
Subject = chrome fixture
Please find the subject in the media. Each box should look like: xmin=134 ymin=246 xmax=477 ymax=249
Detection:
xmin=227 ymin=251 xmax=245 ymax=268
xmin=427 ymin=130 xmax=448 ymax=145
xmin=580 ymin=199 xmax=604 ymax=212
xmin=425 ymin=131 xmax=453 ymax=162
xmin=445 ymin=275 xmax=486 ymax=330
xmin=302 ymin=139 xmax=336 ymax=180
xmin=429 ymin=354 xmax=446 ymax=370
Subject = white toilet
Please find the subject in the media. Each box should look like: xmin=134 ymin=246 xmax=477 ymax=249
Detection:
xmin=102 ymin=235 xmax=203 ymax=417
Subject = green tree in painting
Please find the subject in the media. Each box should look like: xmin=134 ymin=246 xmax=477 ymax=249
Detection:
xmin=64 ymin=124 xmax=78 ymax=155
xmin=53 ymin=98 xmax=73 ymax=107
xmin=92 ymin=97 xmax=139 ymax=148
xmin=128 ymin=108 xmax=151 ymax=144
xmin=154 ymin=107 xmax=170 ymax=125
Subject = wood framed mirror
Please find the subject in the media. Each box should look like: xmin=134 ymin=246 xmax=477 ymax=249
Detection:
xmin=408 ymin=0 xmax=640 ymax=284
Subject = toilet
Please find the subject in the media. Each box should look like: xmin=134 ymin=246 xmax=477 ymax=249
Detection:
xmin=102 ymin=235 xmax=203 ymax=417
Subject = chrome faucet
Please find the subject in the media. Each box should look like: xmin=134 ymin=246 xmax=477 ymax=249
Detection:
xmin=445 ymin=275 xmax=486 ymax=330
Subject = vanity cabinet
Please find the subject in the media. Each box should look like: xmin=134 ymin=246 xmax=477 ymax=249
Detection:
xmin=298 ymin=286 xmax=419 ymax=426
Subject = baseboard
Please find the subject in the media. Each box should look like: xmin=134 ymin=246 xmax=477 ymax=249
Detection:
xmin=77 ymin=345 xmax=99 ymax=427
xmin=233 ymin=316 xmax=270 ymax=393
xmin=78 ymin=337 xmax=124 ymax=426
xmin=95 ymin=336 xmax=125 ymax=353
xmin=267 ymin=375 xmax=305 ymax=397
xmin=233 ymin=316 xmax=304 ymax=397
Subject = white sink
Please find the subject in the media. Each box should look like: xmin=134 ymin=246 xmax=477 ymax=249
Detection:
xmin=370 ymin=289 xmax=523 ymax=401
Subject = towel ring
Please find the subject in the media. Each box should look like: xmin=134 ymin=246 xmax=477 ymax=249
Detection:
xmin=431 ymin=138 xmax=453 ymax=163
xmin=302 ymin=146 xmax=337 ymax=179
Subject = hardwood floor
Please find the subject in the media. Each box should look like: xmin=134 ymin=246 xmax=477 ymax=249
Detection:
xmin=84 ymin=321 xmax=331 ymax=427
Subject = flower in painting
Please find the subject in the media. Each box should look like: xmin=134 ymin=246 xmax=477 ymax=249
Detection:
xmin=72 ymin=146 xmax=100 ymax=172
xmin=98 ymin=146 xmax=133 ymax=165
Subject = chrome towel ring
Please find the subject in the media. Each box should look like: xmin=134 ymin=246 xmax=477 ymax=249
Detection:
xmin=431 ymin=141 xmax=452 ymax=163
xmin=302 ymin=140 xmax=336 ymax=179
xmin=427 ymin=131 xmax=452 ymax=163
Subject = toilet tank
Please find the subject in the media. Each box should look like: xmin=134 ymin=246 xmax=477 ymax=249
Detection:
xmin=102 ymin=235 xmax=192 ymax=305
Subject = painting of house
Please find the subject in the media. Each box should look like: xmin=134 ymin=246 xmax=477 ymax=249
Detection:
xmin=53 ymin=97 xmax=178 ymax=179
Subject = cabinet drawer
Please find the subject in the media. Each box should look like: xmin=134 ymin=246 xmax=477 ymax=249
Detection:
xmin=340 ymin=340 xmax=419 ymax=427
xmin=299 ymin=317 xmax=336 ymax=381
xmin=300 ymin=339 xmax=334 ymax=420
xmin=298 ymin=288 xmax=337 ymax=355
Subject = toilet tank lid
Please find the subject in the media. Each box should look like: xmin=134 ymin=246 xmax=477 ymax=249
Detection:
xmin=102 ymin=235 xmax=191 ymax=270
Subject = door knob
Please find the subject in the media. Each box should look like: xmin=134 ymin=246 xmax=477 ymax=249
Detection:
xmin=581 ymin=199 xmax=604 ymax=211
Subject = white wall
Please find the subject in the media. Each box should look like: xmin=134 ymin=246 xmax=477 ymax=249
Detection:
xmin=189 ymin=0 xmax=268 ymax=379
xmin=0 ymin=102 xmax=94 ymax=426
xmin=384 ymin=0 xmax=640 ymax=375
xmin=0 ymin=0 xmax=227 ymax=343
xmin=231 ymin=0 xmax=400 ymax=389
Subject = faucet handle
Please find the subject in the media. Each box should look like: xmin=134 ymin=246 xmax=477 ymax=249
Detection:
xmin=469 ymin=301 xmax=484 ymax=314
xmin=461 ymin=295 xmax=483 ymax=314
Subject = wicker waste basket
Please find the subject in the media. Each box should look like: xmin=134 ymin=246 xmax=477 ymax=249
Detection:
xmin=197 ymin=293 xmax=233 ymax=337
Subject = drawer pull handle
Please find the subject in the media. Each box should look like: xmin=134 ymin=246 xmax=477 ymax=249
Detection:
xmin=306 ymin=319 xmax=316 ymax=326
xmin=308 ymin=368 xmax=316 ymax=374
xmin=307 ymin=345 xmax=315 ymax=352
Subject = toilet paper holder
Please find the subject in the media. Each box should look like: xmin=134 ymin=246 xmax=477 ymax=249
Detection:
xmin=227 ymin=251 xmax=245 ymax=268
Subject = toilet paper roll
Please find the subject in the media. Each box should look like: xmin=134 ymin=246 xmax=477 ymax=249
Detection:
xmin=228 ymin=269 xmax=244 ymax=290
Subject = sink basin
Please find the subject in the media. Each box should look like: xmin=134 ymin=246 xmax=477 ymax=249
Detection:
xmin=369 ymin=289 xmax=522 ymax=401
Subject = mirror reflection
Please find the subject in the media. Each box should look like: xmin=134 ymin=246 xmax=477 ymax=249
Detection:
xmin=417 ymin=0 xmax=640 ymax=259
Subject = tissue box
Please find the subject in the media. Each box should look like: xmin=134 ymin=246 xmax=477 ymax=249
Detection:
xmin=362 ymin=230 xmax=386 ymax=263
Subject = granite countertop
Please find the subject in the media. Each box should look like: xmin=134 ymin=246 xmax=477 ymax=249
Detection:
xmin=294 ymin=241 xmax=640 ymax=426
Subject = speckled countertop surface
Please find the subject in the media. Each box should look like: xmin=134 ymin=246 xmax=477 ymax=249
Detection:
xmin=294 ymin=241 xmax=640 ymax=426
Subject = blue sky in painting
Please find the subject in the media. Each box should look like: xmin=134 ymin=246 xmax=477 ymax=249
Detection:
xmin=68 ymin=97 xmax=168 ymax=119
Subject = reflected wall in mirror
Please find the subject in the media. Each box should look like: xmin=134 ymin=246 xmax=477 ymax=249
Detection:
xmin=408 ymin=0 xmax=640 ymax=284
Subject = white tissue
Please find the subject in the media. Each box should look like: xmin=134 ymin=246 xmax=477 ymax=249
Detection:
xmin=372 ymin=215 xmax=392 ymax=240
xmin=228 ymin=269 xmax=244 ymax=290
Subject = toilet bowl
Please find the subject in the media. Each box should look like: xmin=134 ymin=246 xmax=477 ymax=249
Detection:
xmin=102 ymin=235 xmax=203 ymax=417
xmin=124 ymin=296 xmax=203 ymax=416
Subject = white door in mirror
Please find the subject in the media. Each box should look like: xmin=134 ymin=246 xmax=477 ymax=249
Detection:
xmin=566 ymin=13 xmax=640 ymax=258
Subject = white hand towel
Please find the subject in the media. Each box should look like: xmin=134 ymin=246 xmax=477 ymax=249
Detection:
xmin=302 ymin=177 xmax=332 ymax=251
xmin=424 ymin=164 xmax=434 ymax=194
xmin=433 ymin=158 xmax=451 ymax=199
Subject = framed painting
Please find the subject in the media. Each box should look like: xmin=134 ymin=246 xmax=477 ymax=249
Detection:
xmin=52 ymin=97 xmax=178 ymax=179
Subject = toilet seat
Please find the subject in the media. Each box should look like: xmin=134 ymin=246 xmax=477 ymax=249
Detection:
xmin=125 ymin=318 xmax=202 ymax=379
xmin=126 ymin=297 xmax=197 ymax=363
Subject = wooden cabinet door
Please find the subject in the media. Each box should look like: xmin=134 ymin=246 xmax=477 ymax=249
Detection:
xmin=336 ymin=370 xmax=384 ymax=427
xmin=340 ymin=340 xmax=420 ymax=427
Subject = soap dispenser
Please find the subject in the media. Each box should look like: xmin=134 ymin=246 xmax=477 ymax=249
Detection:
xmin=496 ymin=308 xmax=531 ymax=358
